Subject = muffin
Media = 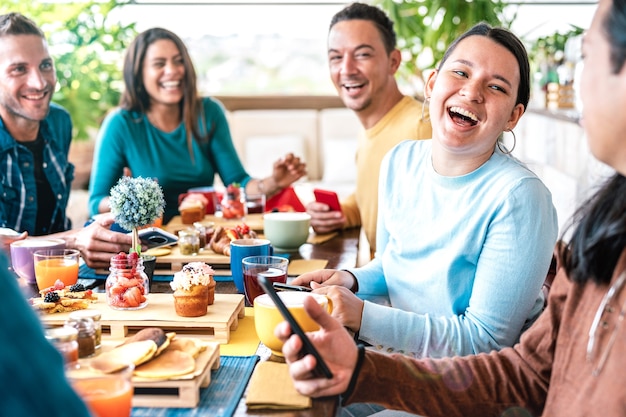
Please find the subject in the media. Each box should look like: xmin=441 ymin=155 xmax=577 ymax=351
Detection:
xmin=178 ymin=193 xmax=209 ymax=224
xmin=170 ymin=262 xmax=215 ymax=317
xmin=179 ymin=202 xmax=203 ymax=225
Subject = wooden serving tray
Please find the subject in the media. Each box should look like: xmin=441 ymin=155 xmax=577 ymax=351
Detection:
xmin=132 ymin=340 xmax=221 ymax=408
xmin=164 ymin=213 xmax=264 ymax=234
xmin=92 ymin=338 xmax=221 ymax=408
xmin=40 ymin=293 xmax=245 ymax=343
xmin=127 ymin=213 xmax=265 ymax=276
xmin=152 ymin=245 xmax=230 ymax=275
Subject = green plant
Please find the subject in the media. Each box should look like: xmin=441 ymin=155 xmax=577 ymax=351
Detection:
xmin=0 ymin=0 xmax=137 ymax=140
xmin=374 ymin=0 xmax=514 ymax=87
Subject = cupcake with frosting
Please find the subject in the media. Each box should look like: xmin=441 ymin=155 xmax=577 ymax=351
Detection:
xmin=170 ymin=262 xmax=215 ymax=317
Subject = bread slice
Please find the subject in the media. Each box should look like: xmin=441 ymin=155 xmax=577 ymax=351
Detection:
xmin=30 ymin=297 xmax=91 ymax=314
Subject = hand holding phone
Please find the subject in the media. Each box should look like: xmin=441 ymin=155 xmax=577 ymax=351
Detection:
xmin=258 ymin=274 xmax=333 ymax=379
xmin=313 ymin=189 xmax=342 ymax=213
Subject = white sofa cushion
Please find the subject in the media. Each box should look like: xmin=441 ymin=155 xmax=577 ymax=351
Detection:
xmin=244 ymin=134 xmax=306 ymax=179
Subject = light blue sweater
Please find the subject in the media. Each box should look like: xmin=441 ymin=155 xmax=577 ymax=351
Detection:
xmin=350 ymin=139 xmax=558 ymax=358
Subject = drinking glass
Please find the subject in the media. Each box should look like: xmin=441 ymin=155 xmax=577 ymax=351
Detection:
xmin=246 ymin=193 xmax=266 ymax=214
xmin=33 ymin=249 xmax=80 ymax=289
xmin=242 ymin=255 xmax=288 ymax=306
xmin=65 ymin=362 xmax=134 ymax=417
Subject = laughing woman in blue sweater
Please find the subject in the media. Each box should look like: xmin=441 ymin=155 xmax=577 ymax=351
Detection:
xmin=292 ymin=23 xmax=558 ymax=360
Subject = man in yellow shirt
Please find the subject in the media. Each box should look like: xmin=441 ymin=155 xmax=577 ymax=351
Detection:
xmin=307 ymin=3 xmax=431 ymax=256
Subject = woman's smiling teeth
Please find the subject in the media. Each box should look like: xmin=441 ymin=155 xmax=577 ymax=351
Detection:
xmin=161 ymin=80 xmax=181 ymax=90
xmin=448 ymin=106 xmax=478 ymax=126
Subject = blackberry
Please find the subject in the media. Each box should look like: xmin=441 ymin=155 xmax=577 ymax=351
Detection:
xmin=69 ymin=283 xmax=85 ymax=292
xmin=44 ymin=291 xmax=60 ymax=303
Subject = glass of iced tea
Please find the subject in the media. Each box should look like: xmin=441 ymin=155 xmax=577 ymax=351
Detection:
xmin=65 ymin=362 xmax=134 ymax=417
xmin=242 ymin=255 xmax=288 ymax=306
xmin=34 ymin=249 xmax=80 ymax=289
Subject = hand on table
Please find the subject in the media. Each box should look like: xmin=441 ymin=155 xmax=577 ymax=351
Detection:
xmin=306 ymin=201 xmax=345 ymax=234
xmin=0 ymin=231 xmax=27 ymax=254
xmin=64 ymin=213 xmax=134 ymax=269
xmin=276 ymin=296 xmax=359 ymax=398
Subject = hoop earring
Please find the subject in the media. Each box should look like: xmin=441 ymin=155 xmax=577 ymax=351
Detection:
xmin=421 ymin=97 xmax=430 ymax=122
xmin=497 ymin=129 xmax=517 ymax=154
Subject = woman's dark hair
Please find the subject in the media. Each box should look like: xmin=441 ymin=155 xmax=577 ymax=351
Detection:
xmin=120 ymin=28 xmax=207 ymax=156
xmin=438 ymin=23 xmax=530 ymax=111
xmin=561 ymin=0 xmax=626 ymax=285
xmin=329 ymin=2 xmax=396 ymax=54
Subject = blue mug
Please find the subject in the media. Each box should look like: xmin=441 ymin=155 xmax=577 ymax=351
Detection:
xmin=230 ymin=238 xmax=273 ymax=293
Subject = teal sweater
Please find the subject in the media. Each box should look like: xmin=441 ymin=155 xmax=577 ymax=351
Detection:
xmin=89 ymin=97 xmax=251 ymax=222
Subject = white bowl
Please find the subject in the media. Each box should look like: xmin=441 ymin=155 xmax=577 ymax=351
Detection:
xmin=263 ymin=212 xmax=311 ymax=251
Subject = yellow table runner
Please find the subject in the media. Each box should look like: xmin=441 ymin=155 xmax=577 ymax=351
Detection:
xmin=220 ymin=307 xmax=260 ymax=356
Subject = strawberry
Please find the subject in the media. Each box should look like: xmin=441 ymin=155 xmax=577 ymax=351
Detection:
xmin=123 ymin=287 xmax=142 ymax=308
xmin=235 ymin=223 xmax=250 ymax=237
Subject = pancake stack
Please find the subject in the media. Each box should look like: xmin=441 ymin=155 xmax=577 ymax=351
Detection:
xmin=89 ymin=327 xmax=207 ymax=380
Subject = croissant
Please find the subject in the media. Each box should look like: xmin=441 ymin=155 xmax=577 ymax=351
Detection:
xmin=208 ymin=224 xmax=258 ymax=256
xmin=209 ymin=226 xmax=232 ymax=256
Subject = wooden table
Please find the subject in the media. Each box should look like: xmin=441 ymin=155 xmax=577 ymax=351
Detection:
xmin=25 ymin=223 xmax=359 ymax=416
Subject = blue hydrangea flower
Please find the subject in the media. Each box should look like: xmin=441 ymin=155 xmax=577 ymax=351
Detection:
xmin=109 ymin=176 xmax=165 ymax=231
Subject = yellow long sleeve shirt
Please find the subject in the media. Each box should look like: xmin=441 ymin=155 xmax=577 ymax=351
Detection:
xmin=341 ymin=95 xmax=432 ymax=255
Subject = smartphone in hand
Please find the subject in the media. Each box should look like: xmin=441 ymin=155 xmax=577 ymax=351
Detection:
xmin=313 ymin=189 xmax=342 ymax=213
xmin=135 ymin=227 xmax=178 ymax=249
xmin=258 ymin=274 xmax=333 ymax=379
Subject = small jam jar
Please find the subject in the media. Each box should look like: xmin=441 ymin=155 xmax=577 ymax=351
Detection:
xmin=45 ymin=326 xmax=79 ymax=363
xmin=69 ymin=309 xmax=102 ymax=349
xmin=193 ymin=222 xmax=207 ymax=250
xmin=64 ymin=316 xmax=96 ymax=358
xmin=105 ymin=255 xmax=149 ymax=310
xmin=178 ymin=228 xmax=200 ymax=255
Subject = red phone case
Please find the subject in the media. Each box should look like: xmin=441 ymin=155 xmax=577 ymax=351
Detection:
xmin=313 ymin=189 xmax=342 ymax=212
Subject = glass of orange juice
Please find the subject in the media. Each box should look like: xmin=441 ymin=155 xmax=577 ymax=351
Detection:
xmin=65 ymin=361 xmax=134 ymax=417
xmin=33 ymin=249 xmax=80 ymax=289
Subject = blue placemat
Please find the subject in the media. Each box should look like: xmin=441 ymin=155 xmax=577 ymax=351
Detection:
xmin=131 ymin=355 xmax=259 ymax=417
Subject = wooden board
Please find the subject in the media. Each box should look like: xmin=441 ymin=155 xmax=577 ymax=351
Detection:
xmin=91 ymin=338 xmax=221 ymax=408
xmin=95 ymin=245 xmax=233 ymax=276
xmin=152 ymin=245 xmax=230 ymax=275
xmin=116 ymin=213 xmax=265 ymax=276
xmin=40 ymin=293 xmax=245 ymax=343
xmin=164 ymin=213 xmax=264 ymax=234
xmin=132 ymin=340 xmax=221 ymax=408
